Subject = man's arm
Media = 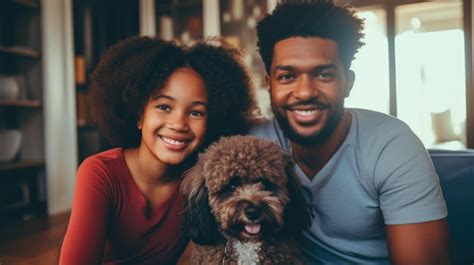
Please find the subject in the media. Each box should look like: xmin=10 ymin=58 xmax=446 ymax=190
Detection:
xmin=386 ymin=219 xmax=451 ymax=265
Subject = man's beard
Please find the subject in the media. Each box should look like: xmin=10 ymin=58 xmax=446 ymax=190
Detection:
xmin=271 ymin=102 xmax=344 ymax=147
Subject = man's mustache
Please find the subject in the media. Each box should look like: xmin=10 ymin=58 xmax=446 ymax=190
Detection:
xmin=283 ymin=99 xmax=330 ymax=110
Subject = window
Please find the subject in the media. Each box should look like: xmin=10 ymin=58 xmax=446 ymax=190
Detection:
xmin=348 ymin=7 xmax=390 ymax=114
xmin=395 ymin=1 xmax=465 ymax=148
xmin=350 ymin=0 xmax=467 ymax=149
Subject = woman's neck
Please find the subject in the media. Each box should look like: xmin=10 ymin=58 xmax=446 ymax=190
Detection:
xmin=124 ymin=147 xmax=181 ymax=187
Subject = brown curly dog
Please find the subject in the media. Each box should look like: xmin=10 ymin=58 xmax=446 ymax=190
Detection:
xmin=181 ymin=135 xmax=313 ymax=264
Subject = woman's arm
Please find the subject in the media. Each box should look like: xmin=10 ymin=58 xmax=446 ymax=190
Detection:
xmin=59 ymin=157 xmax=112 ymax=265
xmin=176 ymin=241 xmax=193 ymax=265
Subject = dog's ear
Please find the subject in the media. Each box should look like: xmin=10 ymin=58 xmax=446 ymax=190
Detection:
xmin=181 ymin=163 xmax=224 ymax=245
xmin=282 ymin=165 xmax=313 ymax=238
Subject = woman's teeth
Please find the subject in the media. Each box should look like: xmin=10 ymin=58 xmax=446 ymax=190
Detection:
xmin=162 ymin=137 xmax=186 ymax=146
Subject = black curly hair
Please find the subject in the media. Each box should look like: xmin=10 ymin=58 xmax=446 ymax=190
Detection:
xmin=89 ymin=36 xmax=259 ymax=150
xmin=256 ymin=0 xmax=365 ymax=73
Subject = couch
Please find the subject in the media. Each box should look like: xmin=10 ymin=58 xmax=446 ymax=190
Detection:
xmin=429 ymin=149 xmax=474 ymax=264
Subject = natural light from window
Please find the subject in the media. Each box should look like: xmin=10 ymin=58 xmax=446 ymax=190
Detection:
xmin=395 ymin=2 xmax=466 ymax=149
xmin=348 ymin=8 xmax=390 ymax=114
xmin=348 ymin=2 xmax=466 ymax=149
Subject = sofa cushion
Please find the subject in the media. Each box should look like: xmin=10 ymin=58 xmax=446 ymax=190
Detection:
xmin=429 ymin=149 xmax=474 ymax=264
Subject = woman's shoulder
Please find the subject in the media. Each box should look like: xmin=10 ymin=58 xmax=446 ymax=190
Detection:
xmin=77 ymin=148 xmax=125 ymax=183
xmin=81 ymin=148 xmax=123 ymax=168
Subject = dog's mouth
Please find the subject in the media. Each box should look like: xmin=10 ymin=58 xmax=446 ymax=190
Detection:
xmin=244 ymin=223 xmax=261 ymax=235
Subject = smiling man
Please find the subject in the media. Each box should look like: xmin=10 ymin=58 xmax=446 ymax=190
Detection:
xmin=250 ymin=1 xmax=451 ymax=264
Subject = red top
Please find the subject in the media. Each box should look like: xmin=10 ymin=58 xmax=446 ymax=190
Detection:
xmin=60 ymin=148 xmax=188 ymax=265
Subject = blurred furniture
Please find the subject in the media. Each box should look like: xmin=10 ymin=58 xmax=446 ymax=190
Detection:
xmin=156 ymin=0 xmax=203 ymax=44
xmin=429 ymin=149 xmax=474 ymax=264
xmin=73 ymin=0 xmax=139 ymax=163
xmin=0 ymin=0 xmax=47 ymax=221
xmin=153 ymin=0 xmax=273 ymax=116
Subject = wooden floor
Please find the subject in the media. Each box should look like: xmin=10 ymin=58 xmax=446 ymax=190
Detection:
xmin=0 ymin=212 xmax=192 ymax=264
xmin=0 ymin=212 xmax=70 ymax=265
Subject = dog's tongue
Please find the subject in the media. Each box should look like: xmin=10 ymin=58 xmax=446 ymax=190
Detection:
xmin=245 ymin=223 xmax=261 ymax=234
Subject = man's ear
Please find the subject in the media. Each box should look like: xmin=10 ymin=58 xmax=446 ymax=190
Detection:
xmin=265 ymin=75 xmax=270 ymax=91
xmin=344 ymin=70 xmax=355 ymax=98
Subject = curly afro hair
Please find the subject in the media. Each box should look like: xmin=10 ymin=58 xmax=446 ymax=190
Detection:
xmin=89 ymin=36 xmax=259 ymax=149
xmin=256 ymin=0 xmax=365 ymax=73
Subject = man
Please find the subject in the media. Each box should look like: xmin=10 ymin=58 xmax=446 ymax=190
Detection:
xmin=250 ymin=0 xmax=451 ymax=264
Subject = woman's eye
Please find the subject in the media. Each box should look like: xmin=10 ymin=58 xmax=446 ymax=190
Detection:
xmin=190 ymin=110 xmax=206 ymax=117
xmin=156 ymin=104 xmax=171 ymax=112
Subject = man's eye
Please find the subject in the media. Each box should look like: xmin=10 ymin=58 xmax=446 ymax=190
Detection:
xmin=278 ymin=73 xmax=294 ymax=81
xmin=156 ymin=104 xmax=171 ymax=112
xmin=316 ymin=72 xmax=336 ymax=81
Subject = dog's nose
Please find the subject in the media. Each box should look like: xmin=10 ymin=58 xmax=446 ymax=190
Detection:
xmin=245 ymin=206 xmax=262 ymax=221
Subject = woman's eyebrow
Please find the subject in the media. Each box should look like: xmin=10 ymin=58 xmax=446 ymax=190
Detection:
xmin=151 ymin=94 xmax=173 ymax=100
xmin=192 ymin=101 xmax=208 ymax=107
xmin=152 ymin=94 xmax=208 ymax=107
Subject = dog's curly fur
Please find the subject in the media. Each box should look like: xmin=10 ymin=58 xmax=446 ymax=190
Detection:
xmin=181 ymin=135 xmax=313 ymax=264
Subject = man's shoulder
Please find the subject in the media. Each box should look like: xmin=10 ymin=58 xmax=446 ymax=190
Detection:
xmin=349 ymin=108 xmax=406 ymax=128
xmin=347 ymin=108 xmax=426 ymax=170
xmin=249 ymin=118 xmax=274 ymax=134
xmin=249 ymin=118 xmax=278 ymax=139
xmin=248 ymin=118 xmax=288 ymax=149
xmin=348 ymin=108 xmax=413 ymax=139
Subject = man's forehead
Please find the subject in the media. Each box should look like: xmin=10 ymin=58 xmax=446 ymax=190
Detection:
xmin=271 ymin=37 xmax=341 ymax=68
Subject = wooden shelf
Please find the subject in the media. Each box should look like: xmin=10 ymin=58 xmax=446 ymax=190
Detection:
xmin=11 ymin=0 xmax=39 ymax=8
xmin=156 ymin=1 xmax=201 ymax=12
xmin=0 ymin=160 xmax=44 ymax=172
xmin=0 ymin=99 xmax=41 ymax=108
xmin=0 ymin=47 xmax=40 ymax=59
xmin=77 ymin=120 xmax=97 ymax=130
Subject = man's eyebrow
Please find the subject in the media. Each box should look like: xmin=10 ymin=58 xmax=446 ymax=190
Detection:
xmin=313 ymin=64 xmax=338 ymax=71
xmin=272 ymin=63 xmax=339 ymax=75
xmin=273 ymin=65 xmax=295 ymax=74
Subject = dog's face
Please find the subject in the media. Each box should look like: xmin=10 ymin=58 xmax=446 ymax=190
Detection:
xmin=209 ymin=174 xmax=289 ymax=242
xmin=181 ymin=135 xmax=312 ymax=245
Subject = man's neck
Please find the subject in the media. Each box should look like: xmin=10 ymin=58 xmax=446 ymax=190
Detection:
xmin=291 ymin=111 xmax=352 ymax=179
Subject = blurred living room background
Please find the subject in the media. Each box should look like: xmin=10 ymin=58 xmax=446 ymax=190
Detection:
xmin=0 ymin=0 xmax=473 ymax=264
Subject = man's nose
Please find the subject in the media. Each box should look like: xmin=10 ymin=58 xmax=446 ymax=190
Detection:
xmin=294 ymin=74 xmax=318 ymax=100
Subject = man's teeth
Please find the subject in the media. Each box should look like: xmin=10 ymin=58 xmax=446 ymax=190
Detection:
xmin=162 ymin=137 xmax=186 ymax=145
xmin=294 ymin=109 xmax=319 ymax=116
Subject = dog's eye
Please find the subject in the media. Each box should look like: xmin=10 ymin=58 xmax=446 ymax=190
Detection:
xmin=260 ymin=179 xmax=276 ymax=191
xmin=227 ymin=177 xmax=241 ymax=190
xmin=219 ymin=177 xmax=241 ymax=197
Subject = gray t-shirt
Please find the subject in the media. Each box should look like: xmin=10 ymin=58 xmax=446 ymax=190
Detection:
xmin=249 ymin=108 xmax=447 ymax=264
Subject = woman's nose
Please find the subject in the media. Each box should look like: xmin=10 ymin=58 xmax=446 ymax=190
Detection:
xmin=167 ymin=112 xmax=189 ymax=132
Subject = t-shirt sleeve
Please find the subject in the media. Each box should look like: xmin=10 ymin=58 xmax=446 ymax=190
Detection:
xmin=59 ymin=156 xmax=113 ymax=264
xmin=372 ymin=123 xmax=448 ymax=225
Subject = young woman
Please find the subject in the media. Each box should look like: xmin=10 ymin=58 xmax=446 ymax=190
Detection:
xmin=59 ymin=36 xmax=258 ymax=265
